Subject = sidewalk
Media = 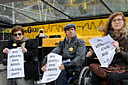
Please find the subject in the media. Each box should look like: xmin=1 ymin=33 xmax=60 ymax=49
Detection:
xmin=0 ymin=64 xmax=46 ymax=85
xmin=0 ymin=64 xmax=10 ymax=85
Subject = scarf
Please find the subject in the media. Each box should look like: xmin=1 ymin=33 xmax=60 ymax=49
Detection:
xmin=108 ymin=29 xmax=128 ymax=48
xmin=108 ymin=29 xmax=128 ymax=40
xmin=13 ymin=36 xmax=28 ymax=44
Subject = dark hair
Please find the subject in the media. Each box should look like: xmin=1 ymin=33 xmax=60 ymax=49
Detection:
xmin=11 ymin=25 xmax=24 ymax=35
xmin=40 ymin=30 xmax=43 ymax=33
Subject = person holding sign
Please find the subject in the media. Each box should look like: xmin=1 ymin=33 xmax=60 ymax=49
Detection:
xmin=41 ymin=23 xmax=86 ymax=85
xmin=86 ymin=12 xmax=128 ymax=85
xmin=3 ymin=26 xmax=37 ymax=85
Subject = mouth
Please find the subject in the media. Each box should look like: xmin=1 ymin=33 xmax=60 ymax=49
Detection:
xmin=115 ymin=25 xmax=121 ymax=27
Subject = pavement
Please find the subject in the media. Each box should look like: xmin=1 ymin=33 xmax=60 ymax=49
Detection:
xmin=0 ymin=64 xmax=46 ymax=85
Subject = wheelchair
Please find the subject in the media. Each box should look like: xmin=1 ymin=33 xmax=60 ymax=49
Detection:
xmin=67 ymin=70 xmax=80 ymax=85
xmin=78 ymin=66 xmax=92 ymax=85
xmin=77 ymin=65 xmax=128 ymax=85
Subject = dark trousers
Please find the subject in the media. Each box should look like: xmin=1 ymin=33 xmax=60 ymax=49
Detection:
xmin=46 ymin=71 xmax=67 ymax=85
xmin=46 ymin=67 xmax=81 ymax=85
xmin=92 ymin=72 xmax=128 ymax=85
xmin=91 ymin=73 xmax=105 ymax=85
xmin=107 ymin=72 xmax=128 ymax=85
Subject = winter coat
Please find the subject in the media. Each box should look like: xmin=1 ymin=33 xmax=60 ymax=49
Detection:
xmin=51 ymin=35 xmax=86 ymax=70
xmin=5 ymin=39 xmax=39 ymax=80
xmin=109 ymin=30 xmax=128 ymax=67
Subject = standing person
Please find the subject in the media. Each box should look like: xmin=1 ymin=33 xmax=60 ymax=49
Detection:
xmin=41 ymin=23 xmax=86 ymax=85
xmin=86 ymin=12 xmax=128 ymax=85
xmin=36 ymin=29 xmax=47 ymax=74
xmin=3 ymin=25 xmax=38 ymax=85
xmin=36 ymin=29 xmax=47 ymax=47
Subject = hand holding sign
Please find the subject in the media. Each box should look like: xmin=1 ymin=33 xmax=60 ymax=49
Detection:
xmin=7 ymin=47 xmax=25 ymax=79
xmin=89 ymin=35 xmax=116 ymax=67
xmin=41 ymin=53 xmax=62 ymax=84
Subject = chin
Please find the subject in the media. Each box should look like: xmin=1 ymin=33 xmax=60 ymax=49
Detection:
xmin=16 ymin=39 xmax=22 ymax=41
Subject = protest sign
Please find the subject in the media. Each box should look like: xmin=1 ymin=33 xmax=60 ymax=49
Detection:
xmin=89 ymin=35 xmax=116 ymax=67
xmin=7 ymin=47 xmax=25 ymax=79
xmin=41 ymin=53 xmax=62 ymax=83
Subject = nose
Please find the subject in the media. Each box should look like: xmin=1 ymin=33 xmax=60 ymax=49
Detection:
xmin=115 ymin=20 xmax=119 ymax=23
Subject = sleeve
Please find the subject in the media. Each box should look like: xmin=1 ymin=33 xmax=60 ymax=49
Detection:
xmin=41 ymin=41 xmax=63 ymax=66
xmin=24 ymin=39 xmax=37 ymax=60
xmin=64 ymin=40 xmax=86 ymax=69
xmin=51 ymin=41 xmax=63 ymax=55
xmin=117 ymin=47 xmax=128 ymax=62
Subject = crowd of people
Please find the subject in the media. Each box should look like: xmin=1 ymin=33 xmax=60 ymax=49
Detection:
xmin=2 ymin=12 xmax=128 ymax=85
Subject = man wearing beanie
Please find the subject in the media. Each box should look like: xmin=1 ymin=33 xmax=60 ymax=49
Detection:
xmin=41 ymin=23 xmax=86 ymax=85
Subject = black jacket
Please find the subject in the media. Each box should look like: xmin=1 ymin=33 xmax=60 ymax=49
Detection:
xmin=5 ymin=39 xmax=38 ymax=80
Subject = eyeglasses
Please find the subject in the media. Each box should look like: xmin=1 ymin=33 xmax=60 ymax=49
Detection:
xmin=112 ymin=18 xmax=123 ymax=23
xmin=13 ymin=33 xmax=22 ymax=37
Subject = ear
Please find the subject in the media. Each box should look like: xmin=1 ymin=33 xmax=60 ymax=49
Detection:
xmin=65 ymin=30 xmax=66 ymax=33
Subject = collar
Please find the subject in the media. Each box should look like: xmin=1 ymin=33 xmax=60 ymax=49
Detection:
xmin=65 ymin=35 xmax=77 ymax=43
xmin=13 ymin=36 xmax=28 ymax=44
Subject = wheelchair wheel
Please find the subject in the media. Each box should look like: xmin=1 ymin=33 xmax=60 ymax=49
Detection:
xmin=78 ymin=66 xmax=92 ymax=85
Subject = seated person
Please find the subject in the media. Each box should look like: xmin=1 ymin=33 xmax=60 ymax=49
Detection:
xmin=41 ymin=23 xmax=86 ymax=85
xmin=86 ymin=12 xmax=128 ymax=85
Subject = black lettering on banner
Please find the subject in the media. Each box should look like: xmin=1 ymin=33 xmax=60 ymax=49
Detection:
xmin=47 ymin=74 xmax=57 ymax=77
xmin=50 ymin=55 xmax=55 ymax=58
xmin=46 ymin=77 xmax=54 ymax=81
xmin=9 ymin=55 xmax=21 ymax=58
xmin=102 ymin=51 xmax=108 ymax=57
xmin=24 ymin=20 xmax=104 ymax=33
xmin=10 ymin=68 xmax=22 ymax=71
xmin=35 ymin=28 xmax=39 ymax=32
xmin=24 ymin=27 xmax=39 ymax=33
xmin=12 ymin=59 xmax=19 ymax=62
xmin=11 ymin=63 xmax=20 ymax=66
xmin=11 ymin=72 xmax=20 ymax=76
xmin=95 ymin=41 xmax=110 ymax=48
xmin=101 ymin=45 xmax=110 ymax=51
xmin=97 ymin=39 xmax=103 ymax=42
xmin=47 ymin=68 xmax=57 ymax=71
xmin=48 ymin=64 xmax=55 ymax=67
xmin=51 ymin=25 xmax=57 ymax=32
xmin=27 ymin=27 xmax=31 ymax=33
xmin=12 ymin=51 xmax=18 ymax=53
xmin=103 ymin=58 xmax=109 ymax=63
xmin=57 ymin=25 xmax=63 ymax=32
xmin=48 ymin=59 xmax=59 ymax=63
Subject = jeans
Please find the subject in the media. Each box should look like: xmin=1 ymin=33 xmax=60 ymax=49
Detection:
xmin=107 ymin=72 xmax=128 ymax=85
xmin=46 ymin=67 xmax=81 ymax=85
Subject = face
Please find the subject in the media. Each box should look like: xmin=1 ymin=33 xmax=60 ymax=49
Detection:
xmin=65 ymin=27 xmax=76 ymax=39
xmin=13 ymin=30 xmax=23 ymax=40
xmin=111 ymin=15 xmax=124 ymax=31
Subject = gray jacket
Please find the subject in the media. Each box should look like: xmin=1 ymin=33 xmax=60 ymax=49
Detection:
xmin=51 ymin=35 xmax=86 ymax=69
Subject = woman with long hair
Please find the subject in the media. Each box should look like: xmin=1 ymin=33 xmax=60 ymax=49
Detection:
xmin=86 ymin=12 xmax=128 ymax=85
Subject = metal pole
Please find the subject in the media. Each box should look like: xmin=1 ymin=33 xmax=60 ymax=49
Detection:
xmin=12 ymin=2 xmax=15 ymax=24
xmin=38 ymin=2 xmax=42 ymax=21
xmin=0 ymin=3 xmax=64 ymax=19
